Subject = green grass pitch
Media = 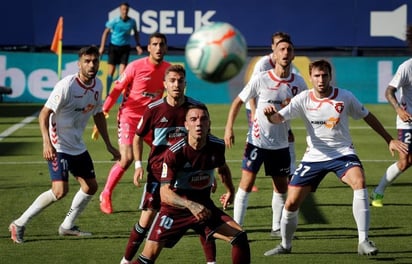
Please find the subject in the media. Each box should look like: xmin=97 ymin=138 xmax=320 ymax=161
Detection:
xmin=1 ymin=103 xmax=411 ymax=263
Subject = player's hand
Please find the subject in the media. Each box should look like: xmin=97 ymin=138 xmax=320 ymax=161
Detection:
xmin=224 ymin=127 xmax=235 ymax=148
xmin=133 ymin=167 xmax=144 ymax=187
xmin=188 ymin=201 xmax=211 ymax=222
xmin=136 ymin=45 xmax=143 ymax=55
xmin=388 ymin=139 xmax=408 ymax=156
xmin=107 ymin=145 xmax=120 ymax=161
xmin=263 ymin=105 xmax=278 ymax=123
xmin=397 ymin=107 xmax=412 ymax=123
xmin=42 ymin=142 xmax=56 ymax=161
xmin=219 ymin=192 xmax=234 ymax=210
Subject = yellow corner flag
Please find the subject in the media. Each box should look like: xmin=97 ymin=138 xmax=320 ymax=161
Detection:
xmin=51 ymin=16 xmax=63 ymax=79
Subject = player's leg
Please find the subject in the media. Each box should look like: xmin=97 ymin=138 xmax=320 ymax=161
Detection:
xmin=265 ymin=161 xmax=319 ymax=256
xmin=122 ymin=209 xmax=157 ymax=263
xmin=213 ymin=214 xmax=250 ymax=264
xmin=372 ymin=129 xmax=412 ymax=207
xmin=100 ymin=118 xmax=135 ymax=214
xmin=9 ymin=153 xmax=69 ymax=243
xmin=266 ymin=147 xmax=290 ymax=236
xmin=340 ymin=157 xmax=378 ymax=255
xmin=59 ymin=151 xmax=96 ymax=236
xmin=233 ymin=143 xmax=262 ymax=226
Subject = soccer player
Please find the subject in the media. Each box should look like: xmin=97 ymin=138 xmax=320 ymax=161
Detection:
xmin=263 ymin=59 xmax=408 ymax=256
xmin=371 ymin=25 xmax=412 ymax=207
xmin=135 ymin=104 xmax=250 ymax=264
xmin=224 ymin=37 xmax=307 ymax=235
xmin=120 ymin=65 xmax=216 ymax=264
xmin=99 ymin=2 xmax=143 ymax=94
xmin=8 ymin=46 xmax=120 ymax=244
xmin=98 ymin=32 xmax=170 ymax=215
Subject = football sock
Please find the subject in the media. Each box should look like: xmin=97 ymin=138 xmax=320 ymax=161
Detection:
xmin=374 ymin=162 xmax=402 ymax=195
xmin=61 ymin=188 xmax=92 ymax=229
xmin=353 ymin=188 xmax=369 ymax=243
xmin=272 ymin=191 xmax=286 ymax=231
xmin=230 ymin=231 xmax=250 ymax=264
xmin=281 ymin=208 xmax=299 ymax=249
xmin=124 ymin=223 xmax=148 ymax=261
xmin=102 ymin=163 xmax=126 ymax=197
xmin=199 ymin=234 xmax=216 ymax=263
xmin=233 ymin=187 xmax=249 ymax=226
xmin=15 ymin=189 xmax=57 ymax=226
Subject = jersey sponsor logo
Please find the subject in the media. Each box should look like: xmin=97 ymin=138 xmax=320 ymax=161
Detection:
xmin=310 ymin=117 xmax=340 ymax=129
xmin=189 ymin=171 xmax=211 ymax=189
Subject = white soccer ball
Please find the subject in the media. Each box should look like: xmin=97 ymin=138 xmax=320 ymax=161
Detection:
xmin=185 ymin=22 xmax=247 ymax=83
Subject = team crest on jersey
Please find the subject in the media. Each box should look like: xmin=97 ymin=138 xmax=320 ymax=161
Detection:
xmin=334 ymin=102 xmax=344 ymax=113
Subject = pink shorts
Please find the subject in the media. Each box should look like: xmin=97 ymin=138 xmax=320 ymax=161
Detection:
xmin=118 ymin=114 xmax=152 ymax=145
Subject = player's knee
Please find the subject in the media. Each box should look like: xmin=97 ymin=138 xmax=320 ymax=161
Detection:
xmin=230 ymin=231 xmax=248 ymax=247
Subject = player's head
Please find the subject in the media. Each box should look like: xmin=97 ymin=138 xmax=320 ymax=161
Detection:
xmin=185 ymin=104 xmax=211 ymax=142
xmin=77 ymin=46 xmax=100 ymax=79
xmin=148 ymin=32 xmax=168 ymax=63
xmin=164 ymin=64 xmax=186 ymax=100
xmin=119 ymin=2 xmax=130 ymax=18
xmin=272 ymin=32 xmax=291 ymax=45
xmin=309 ymin=59 xmax=332 ymax=76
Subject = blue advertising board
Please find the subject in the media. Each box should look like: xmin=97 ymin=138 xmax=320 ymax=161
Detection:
xmin=0 ymin=0 xmax=410 ymax=48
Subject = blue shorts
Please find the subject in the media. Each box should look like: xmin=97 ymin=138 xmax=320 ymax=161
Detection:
xmin=289 ymin=155 xmax=363 ymax=191
xmin=398 ymin=129 xmax=412 ymax=153
xmin=48 ymin=151 xmax=95 ymax=181
xmin=242 ymin=143 xmax=290 ymax=177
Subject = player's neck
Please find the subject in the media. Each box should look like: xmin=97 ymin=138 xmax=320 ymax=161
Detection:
xmin=188 ymin=137 xmax=206 ymax=150
xmin=165 ymin=95 xmax=185 ymax=107
xmin=274 ymin=66 xmax=291 ymax=78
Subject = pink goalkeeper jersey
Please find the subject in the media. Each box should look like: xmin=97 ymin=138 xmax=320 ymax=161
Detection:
xmin=103 ymin=57 xmax=171 ymax=117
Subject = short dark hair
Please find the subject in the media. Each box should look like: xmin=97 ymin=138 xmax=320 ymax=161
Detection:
xmin=309 ymin=59 xmax=332 ymax=75
xmin=165 ymin=64 xmax=186 ymax=78
xmin=148 ymin=32 xmax=168 ymax=45
xmin=120 ymin=2 xmax=129 ymax=8
xmin=78 ymin=46 xmax=99 ymax=58
xmin=272 ymin=32 xmax=291 ymax=44
xmin=185 ymin=103 xmax=210 ymax=118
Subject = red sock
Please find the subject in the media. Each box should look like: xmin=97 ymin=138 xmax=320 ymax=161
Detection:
xmin=102 ymin=163 xmax=126 ymax=196
xmin=199 ymin=235 xmax=216 ymax=262
xmin=231 ymin=232 xmax=250 ymax=264
xmin=124 ymin=223 xmax=147 ymax=261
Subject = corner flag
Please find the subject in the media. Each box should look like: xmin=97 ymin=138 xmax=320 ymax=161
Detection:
xmin=51 ymin=16 xmax=63 ymax=79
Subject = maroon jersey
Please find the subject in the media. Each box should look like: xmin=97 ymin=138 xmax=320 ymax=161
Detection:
xmin=160 ymin=135 xmax=226 ymax=211
xmin=136 ymin=96 xmax=204 ymax=178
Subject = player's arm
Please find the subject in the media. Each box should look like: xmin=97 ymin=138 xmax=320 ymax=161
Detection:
xmin=132 ymin=24 xmax=143 ymax=55
xmin=132 ymin=133 xmax=145 ymax=187
xmin=93 ymin=112 xmax=120 ymax=160
xmin=216 ymin=163 xmax=235 ymax=209
xmin=249 ymin=98 xmax=257 ymax=122
xmin=363 ymin=112 xmax=408 ymax=155
xmin=386 ymin=85 xmax=412 ymax=122
xmin=99 ymin=28 xmax=111 ymax=56
xmin=38 ymin=106 xmax=55 ymax=161
xmin=263 ymin=104 xmax=285 ymax=124
xmin=160 ymin=183 xmax=211 ymax=221
xmin=224 ymin=96 xmax=244 ymax=148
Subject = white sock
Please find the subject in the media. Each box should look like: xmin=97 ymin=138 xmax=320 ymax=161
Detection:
xmin=272 ymin=191 xmax=286 ymax=231
xmin=289 ymin=142 xmax=296 ymax=173
xmin=15 ymin=189 xmax=57 ymax=227
xmin=374 ymin=163 xmax=402 ymax=195
xmin=280 ymin=208 xmax=298 ymax=249
xmin=61 ymin=189 xmax=92 ymax=229
xmin=233 ymin=188 xmax=249 ymax=226
xmin=353 ymin=189 xmax=369 ymax=243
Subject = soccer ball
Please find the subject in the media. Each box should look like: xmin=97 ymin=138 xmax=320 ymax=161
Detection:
xmin=185 ymin=22 xmax=247 ymax=83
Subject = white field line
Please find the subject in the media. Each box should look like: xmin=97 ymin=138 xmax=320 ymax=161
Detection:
xmin=0 ymin=111 xmax=39 ymax=142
